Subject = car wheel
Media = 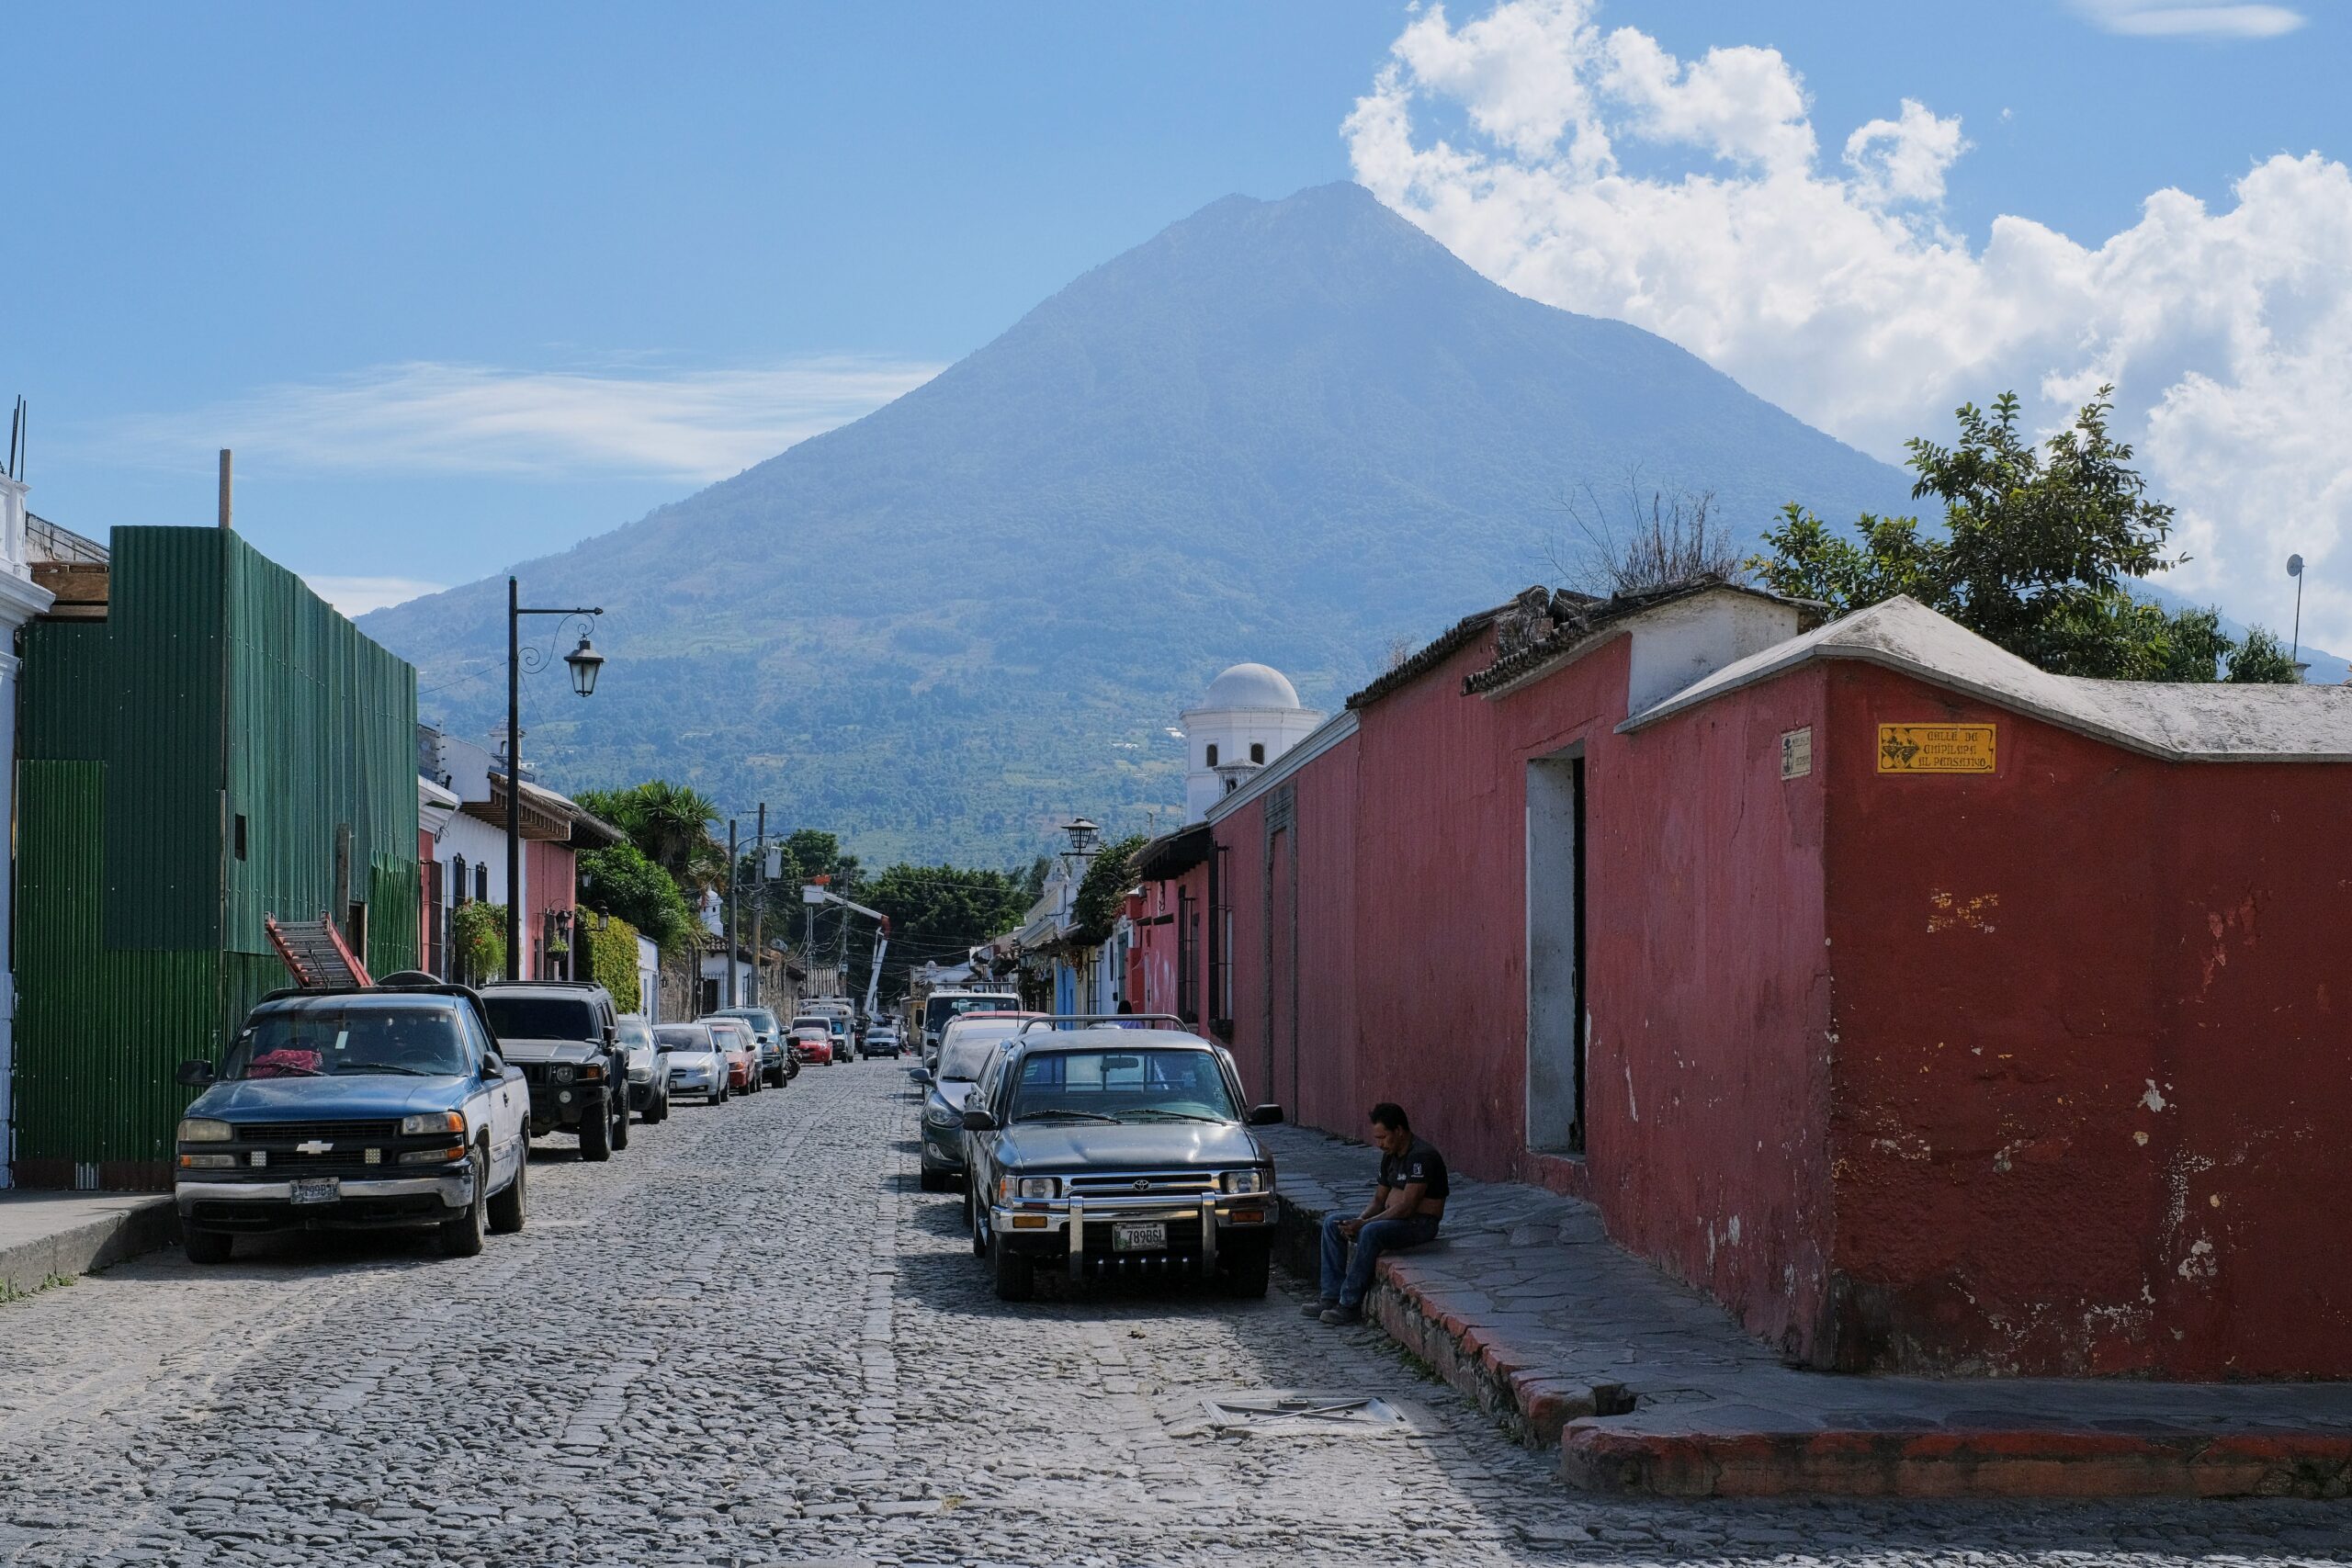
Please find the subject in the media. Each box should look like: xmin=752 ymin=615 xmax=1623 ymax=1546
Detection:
xmin=183 ymin=1226 xmax=233 ymax=1266
xmin=440 ymin=1150 xmax=489 ymax=1257
xmin=920 ymin=1167 xmax=946 ymax=1193
xmin=967 ymin=1187 xmax=989 ymax=1258
xmin=1221 ymin=1237 xmax=1272 ymax=1298
xmin=578 ymin=1103 xmax=613 ymax=1162
xmin=611 ymin=1096 xmax=631 ymax=1150
xmin=990 ymin=1231 xmax=1035 ymax=1302
xmin=489 ymin=1147 xmax=527 ymax=1235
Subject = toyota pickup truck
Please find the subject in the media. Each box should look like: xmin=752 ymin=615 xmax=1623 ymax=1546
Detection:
xmin=956 ymin=1018 xmax=1283 ymax=1302
xmin=172 ymin=981 xmax=529 ymax=1262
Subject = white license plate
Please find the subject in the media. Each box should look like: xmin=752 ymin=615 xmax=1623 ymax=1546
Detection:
xmin=289 ymin=1178 xmax=339 ymax=1205
xmin=1112 ymin=1222 xmax=1167 ymax=1252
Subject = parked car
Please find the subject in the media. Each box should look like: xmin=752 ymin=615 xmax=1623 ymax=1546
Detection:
xmin=481 ymin=982 xmax=630 ymax=1159
xmin=172 ymin=981 xmax=529 ymax=1262
xmin=707 ymin=1018 xmax=760 ymax=1094
xmin=958 ymin=1024 xmax=1284 ymax=1301
xmin=909 ymin=1012 xmax=1040 ymax=1190
xmin=653 ymin=1021 xmax=729 ymax=1102
xmin=864 ymin=1022 xmax=903 ymax=1059
xmin=711 ymin=1008 xmax=792 ymax=1087
xmin=826 ymin=1014 xmax=851 ymax=1060
xmin=787 ymin=1020 xmax=834 ymax=1066
xmin=616 ymin=1013 xmax=671 ymax=1123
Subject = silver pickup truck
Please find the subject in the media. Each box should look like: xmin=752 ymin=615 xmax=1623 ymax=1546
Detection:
xmin=956 ymin=1019 xmax=1283 ymax=1302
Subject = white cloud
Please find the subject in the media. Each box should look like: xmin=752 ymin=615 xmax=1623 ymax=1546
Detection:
xmin=2073 ymin=1 xmax=2306 ymax=39
xmin=301 ymin=574 xmax=449 ymax=616
xmin=1346 ymin=0 xmax=2352 ymax=653
xmin=102 ymin=357 xmax=942 ymax=483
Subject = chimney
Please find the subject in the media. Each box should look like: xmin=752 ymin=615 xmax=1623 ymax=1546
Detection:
xmin=218 ymin=449 xmax=232 ymax=530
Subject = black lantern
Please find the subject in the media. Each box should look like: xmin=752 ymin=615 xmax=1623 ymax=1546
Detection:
xmin=1062 ymin=817 xmax=1100 ymax=855
xmin=564 ymin=635 xmax=605 ymax=697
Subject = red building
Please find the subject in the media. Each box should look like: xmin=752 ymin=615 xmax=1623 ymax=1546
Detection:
xmin=1153 ymin=584 xmax=2352 ymax=1379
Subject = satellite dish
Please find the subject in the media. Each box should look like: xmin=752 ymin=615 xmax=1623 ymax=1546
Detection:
xmin=2288 ymin=554 xmax=2304 ymax=578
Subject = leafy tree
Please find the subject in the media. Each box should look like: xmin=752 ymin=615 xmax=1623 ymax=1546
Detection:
xmin=582 ymin=913 xmax=643 ymax=1012
xmin=865 ymin=863 xmax=1035 ymax=1002
xmin=1067 ymin=834 xmax=1147 ymax=948
xmin=1752 ymin=389 xmax=2298 ymax=683
xmin=2225 ymin=625 xmax=2303 ymax=683
xmin=576 ymin=781 xmax=725 ymax=893
xmin=450 ymin=902 xmax=506 ymax=987
xmin=577 ymin=840 xmax=697 ymax=953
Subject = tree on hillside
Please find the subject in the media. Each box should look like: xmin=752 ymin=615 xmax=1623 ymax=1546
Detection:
xmin=1752 ymin=389 xmax=2298 ymax=683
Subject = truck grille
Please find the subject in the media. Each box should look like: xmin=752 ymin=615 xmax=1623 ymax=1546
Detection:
xmin=1066 ymin=1170 xmax=1218 ymax=1199
xmin=231 ymin=1120 xmax=401 ymax=1145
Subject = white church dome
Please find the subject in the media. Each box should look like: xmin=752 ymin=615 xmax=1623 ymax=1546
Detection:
xmin=1198 ymin=662 xmax=1303 ymax=711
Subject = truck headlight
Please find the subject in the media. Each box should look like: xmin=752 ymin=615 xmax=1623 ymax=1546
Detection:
xmin=399 ymin=1111 xmax=465 ymax=1136
xmin=1221 ymin=1169 xmax=1267 ymax=1195
xmin=177 ymin=1117 xmax=232 ymax=1144
xmin=1006 ymin=1176 xmax=1059 ymax=1201
xmin=551 ymin=1065 xmax=575 ymax=1085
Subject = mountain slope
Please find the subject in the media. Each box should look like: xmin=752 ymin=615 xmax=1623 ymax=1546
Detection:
xmin=363 ymin=183 xmax=1919 ymax=861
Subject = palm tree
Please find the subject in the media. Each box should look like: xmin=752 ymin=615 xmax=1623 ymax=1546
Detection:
xmin=628 ymin=781 xmax=722 ymax=891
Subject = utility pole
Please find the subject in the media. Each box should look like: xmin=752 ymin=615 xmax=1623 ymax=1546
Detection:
xmin=836 ymin=868 xmax=852 ymax=1000
xmin=749 ymin=803 xmax=766 ymax=1008
xmin=725 ymin=818 xmax=740 ymax=1009
xmin=803 ymin=886 xmax=818 ymax=996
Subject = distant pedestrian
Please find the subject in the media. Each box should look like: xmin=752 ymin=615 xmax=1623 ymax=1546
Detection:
xmin=1308 ymin=1102 xmax=1447 ymax=1325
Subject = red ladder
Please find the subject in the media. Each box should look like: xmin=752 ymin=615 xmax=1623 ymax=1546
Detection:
xmin=265 ymin=914 xmax=373 ymax=989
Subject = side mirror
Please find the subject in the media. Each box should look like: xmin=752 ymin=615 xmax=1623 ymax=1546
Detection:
xmin=1246 ymin=1104 xmax=1284 ymax=1126
xmin=175 ymin=1058 xmax=216 ymax=1088
xmin=961 ymin=1108 xmax=998 ymax=1133
xmin=909 ymin=1067 xmax=933 ymax=1085
xmin=481 ymin=1053 xmax=505 ymax=1077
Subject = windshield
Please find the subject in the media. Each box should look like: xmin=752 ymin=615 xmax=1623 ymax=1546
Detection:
xmin=616 ymin=1019 xmax=653 ymax=1049
xmin=225 ymin=1003 xmax=471 ymax=1079
xmin=483 ymin=995 xmax=599 ymax=1043
xmin=1008 ymin=1049 xmax=1238 ymax=1123
xmin=926 ymin=995 xmax=1018 ymax=1032
xmin=718 ymin=1009 xmax=778 ymax=1032
xmin=938 ymin=1022 xmax=1022 ymax=1080
xmin=653 ymin=1025 xmax=711 ymax=1052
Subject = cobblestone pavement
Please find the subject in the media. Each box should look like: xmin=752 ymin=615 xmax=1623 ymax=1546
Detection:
xmin=0 ymin=1061 xmax=2344 ymax=1568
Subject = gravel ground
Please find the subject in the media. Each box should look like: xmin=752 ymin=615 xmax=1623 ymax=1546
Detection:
xmin=0 ymin=1058 xmax=2343 ymax=1567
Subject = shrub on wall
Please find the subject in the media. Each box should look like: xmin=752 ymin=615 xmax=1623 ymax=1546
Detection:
xmin=450 ymin=902 xmax=506 ymax=986
xmin=586 ymin=912 xmax=642 ymax=1014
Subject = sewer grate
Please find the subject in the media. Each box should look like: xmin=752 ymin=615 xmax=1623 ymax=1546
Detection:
xmin=1167 ymin=1389 xmax=1430 ymax=1438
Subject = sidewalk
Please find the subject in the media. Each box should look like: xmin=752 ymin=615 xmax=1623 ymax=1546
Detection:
xmin=0 ymin=1189 xmax=177 ymax=1298
xmin=1261 ymin=1124 xmax=2352 ymax=1499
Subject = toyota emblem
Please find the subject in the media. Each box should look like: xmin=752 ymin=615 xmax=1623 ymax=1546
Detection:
xmin=1132 ymin=1179 xmax=1150 ymax=1191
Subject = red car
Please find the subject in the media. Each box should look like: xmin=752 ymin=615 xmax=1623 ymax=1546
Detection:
xmin=787 ymin=1021 xmax=833 ymax=1066
xmin=707 ymin=1018 xmax=760 ymax=1093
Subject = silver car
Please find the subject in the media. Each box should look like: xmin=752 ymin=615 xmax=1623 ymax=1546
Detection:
xmin=617 ymin=1013 xmax=671 ymax=1123
xmin=653 ymin=1022 xmax=729 ymax=1103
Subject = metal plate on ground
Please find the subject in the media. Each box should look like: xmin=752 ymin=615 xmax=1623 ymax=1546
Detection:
xmin=1163 ymin=1388 xmax=1434 ymax=1439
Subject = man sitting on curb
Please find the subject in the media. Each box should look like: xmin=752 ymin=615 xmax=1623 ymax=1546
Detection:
xmin=1308 ymin=1101 xmax=1448 ymax=1325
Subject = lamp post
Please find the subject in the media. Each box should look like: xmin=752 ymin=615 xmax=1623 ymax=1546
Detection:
xmin=506 ymin=576 xmax=605 ymax=982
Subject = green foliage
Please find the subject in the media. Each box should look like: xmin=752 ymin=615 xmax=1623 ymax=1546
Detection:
xmin=576 ymin=781 xmax=724 ymax=893
xmin=1752 ymin=388 xmax=2299 ymax=684
xmin=1067 ymin=834 xmax=1147 ymax=949
xmin=583 ymin=914 xmax=642 ymax=1013
xmin=577 ymin=840 xmax=696 ymax=953
xmin=865 ymin=863 xmax=1035 ymax=1003
xmin=2225 ymin=625 xmax=2303 ymax=683
xmin=450 ymin=902 xmax=507 ymax=985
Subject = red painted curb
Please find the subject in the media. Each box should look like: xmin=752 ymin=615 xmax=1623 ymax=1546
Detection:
xmin=1561 ymin=1425 xmax=2352 ymax=1499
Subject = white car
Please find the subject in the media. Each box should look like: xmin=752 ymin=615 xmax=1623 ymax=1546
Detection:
xmin=653 ymin=1021 xmax=729 ymax=1102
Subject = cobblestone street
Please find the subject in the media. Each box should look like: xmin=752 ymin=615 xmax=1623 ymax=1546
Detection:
xmin=0 ymin=1062 xmax=2343 ymax=1568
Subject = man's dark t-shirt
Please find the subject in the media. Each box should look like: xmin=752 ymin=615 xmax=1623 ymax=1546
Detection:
xmin=1380 ymin=1137 xmax=1450 ymax=1203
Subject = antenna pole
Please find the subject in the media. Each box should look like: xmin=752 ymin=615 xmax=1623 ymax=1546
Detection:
xmin=2291 ymin=573 xmax=2303 ymax=666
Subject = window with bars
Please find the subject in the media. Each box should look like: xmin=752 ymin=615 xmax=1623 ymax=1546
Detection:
xmin=1176 ymin=886 xmax=1199 ymax=1024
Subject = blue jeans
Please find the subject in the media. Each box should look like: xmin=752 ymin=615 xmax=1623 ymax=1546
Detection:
xmin=1319 ymin=1212 xmax=1440 ymax=1308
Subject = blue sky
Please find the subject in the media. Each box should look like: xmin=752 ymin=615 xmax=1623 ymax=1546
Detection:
xmin=6 ymin=2 xmax=2346 ymax=641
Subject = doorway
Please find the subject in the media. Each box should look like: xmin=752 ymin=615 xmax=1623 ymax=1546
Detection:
xmin=1526 ymin=748 xmax=1586 ymax=1153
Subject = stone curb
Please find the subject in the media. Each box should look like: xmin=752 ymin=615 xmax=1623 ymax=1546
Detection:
xmin=0 ymin=1195 xmax=178 ymax=1298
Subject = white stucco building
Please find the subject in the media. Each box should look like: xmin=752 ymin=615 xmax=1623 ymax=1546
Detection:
xmin=1181 ymin=662 xmax=1321 ymax=822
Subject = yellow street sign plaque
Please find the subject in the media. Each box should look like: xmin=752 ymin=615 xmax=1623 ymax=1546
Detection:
xmin=1877 ymin=723 xmax=1995 ymax=774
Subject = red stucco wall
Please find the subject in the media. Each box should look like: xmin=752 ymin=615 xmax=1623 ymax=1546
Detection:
xmin=526 ymin=839 xmax=576 ymax=981
xmin=1821 ymin=662 xmax=2352 ymax=1377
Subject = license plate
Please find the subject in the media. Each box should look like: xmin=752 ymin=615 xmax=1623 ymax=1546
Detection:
xmin=1112 ymin=1222 xmax=1167 ymax=1252
xmin=289 ymin=1178 xmax=339 ymax=1205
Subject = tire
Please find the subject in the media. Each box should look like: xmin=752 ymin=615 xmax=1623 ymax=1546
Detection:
xmin=489 ymin=1147 xmax=527 ymax=1235
xmin=647 ymin=1089 xmax=669 ymax=1124
xmin=990 ymin=1231 xmax=1035 ymax=1302
xmin=716 ymin=1083 xmax=729 ymax=1104
xmin=579 ymin=1102 xmax=613 ymax=1162
xmin=611 ymin=1095 xmax=631 ymax=1150
xmin=183 ymin=1226 xmax=232 ymax=1266
xmin=920 ymin=1166 xmax=947 ymax=1193
xmin=967 ymin=1187 xmax=990 ymax=1258
xmin=1221 ymin=1238 xmax=1272 ymax=1299
xmin=440 ymin=1150 xmax=488 ymax=1257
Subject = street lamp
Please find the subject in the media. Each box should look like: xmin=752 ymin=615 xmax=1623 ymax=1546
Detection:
xmin=1062 ymin=818 xmax=1100 ymax=855
xmin=506 ymin=577 xmax=605 ymax=982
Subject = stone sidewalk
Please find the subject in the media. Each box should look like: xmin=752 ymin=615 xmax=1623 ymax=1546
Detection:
xmin=0 ymin=1190 xmax=176 ymax=1298
xmin=1261 ymin=1124 xmax=2352 ymax=1500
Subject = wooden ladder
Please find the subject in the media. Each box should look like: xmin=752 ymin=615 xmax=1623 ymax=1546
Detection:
xmin=265 ymin=914 xmax=373 ymax=989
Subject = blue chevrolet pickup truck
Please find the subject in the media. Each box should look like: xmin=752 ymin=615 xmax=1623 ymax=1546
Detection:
xmin=173 ymin=980 xmax=530 ymax=1262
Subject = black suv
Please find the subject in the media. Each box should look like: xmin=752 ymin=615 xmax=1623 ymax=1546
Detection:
xmin=479 ymin=982 xmax=630 ymax=1161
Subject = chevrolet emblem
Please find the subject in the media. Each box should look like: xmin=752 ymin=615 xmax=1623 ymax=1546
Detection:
xmin=296 ymin=1140 xmax=333 ymax=1156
